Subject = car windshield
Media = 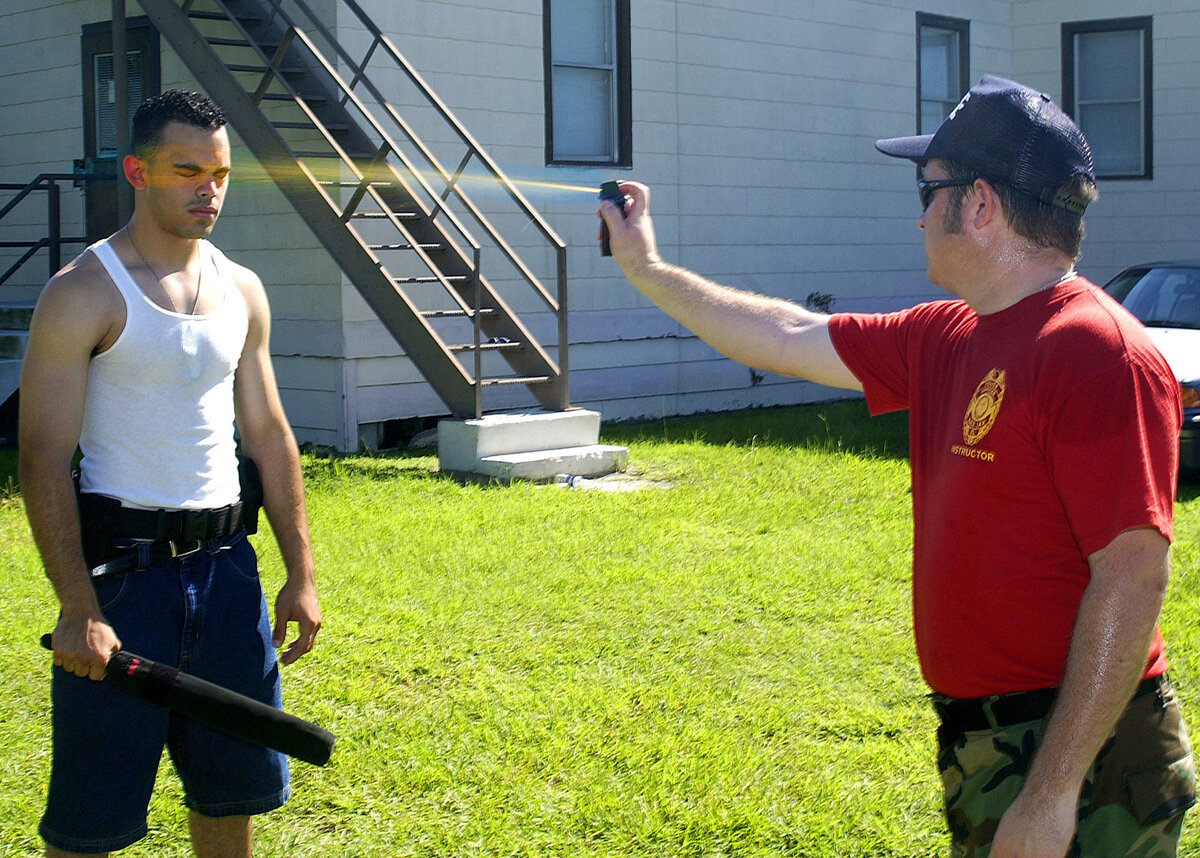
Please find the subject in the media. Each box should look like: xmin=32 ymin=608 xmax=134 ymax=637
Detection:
xmin=1105 ymin=267 xmax=1200 ymax=329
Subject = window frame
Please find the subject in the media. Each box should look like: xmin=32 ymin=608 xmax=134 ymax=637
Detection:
xmin=1061 ymin=16 xmax=1153 ymax=181
xmin=916 ymin=13 xmax=970 ymax=134
xmin=543 ymin=0 xmax=632 ymax=167
xmin=81 ymin=18 xmax=161 ymax=161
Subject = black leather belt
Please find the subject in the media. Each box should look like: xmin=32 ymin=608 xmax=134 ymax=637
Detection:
xmin=91 ymin=538 xmax=212 ymax=578
xmin=109 ymin=502 xmax=245 ymax=544
xmin=932 ymin=675 xmax=1167 ymax=735
xmin=82 ymin=501 xmax=247 ymax=578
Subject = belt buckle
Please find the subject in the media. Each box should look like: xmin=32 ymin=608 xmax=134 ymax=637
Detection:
xmin=168 ymin=539 xmax=205 ymax=558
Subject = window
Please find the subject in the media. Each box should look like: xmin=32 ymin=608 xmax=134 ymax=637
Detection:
xmin=917 ymin=14 xmax=969 ymax=133
xmin=93 ymin=51 xmax=145 ymax=157
xmin=544 ymin=0 xmax=631 ymax=166
xmin=81 ymin=19 xmax=161 ymax=240
xmin=1062 ymin=18 xmax=1152 ymax=179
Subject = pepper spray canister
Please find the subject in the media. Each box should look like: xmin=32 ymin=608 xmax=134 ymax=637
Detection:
xmin=598 ymin=181 xmax=627 ymax=256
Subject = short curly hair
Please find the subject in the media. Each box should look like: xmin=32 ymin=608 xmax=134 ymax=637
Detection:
xmin=131 ymin=89 xmax=227 ymax=157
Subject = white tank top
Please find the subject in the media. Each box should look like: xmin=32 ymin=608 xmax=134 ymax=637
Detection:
xmin=78 ymin=237 xmax=248 ymax=510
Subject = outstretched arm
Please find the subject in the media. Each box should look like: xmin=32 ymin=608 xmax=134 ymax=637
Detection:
xmin=233 ymin=266 xmax=321 ymax=665
xmin=599 ymin=182 xmax=862 ymax=391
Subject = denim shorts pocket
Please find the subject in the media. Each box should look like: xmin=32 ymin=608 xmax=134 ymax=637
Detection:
xmin=1125 ymin=752 xmax=1197 ymax=825
xmin=92 ymin=572 xmax=132 ymax=612
xmin=218 ymin=532 xmax=261 ymax=582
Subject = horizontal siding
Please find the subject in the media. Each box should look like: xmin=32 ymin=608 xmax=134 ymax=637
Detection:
xmin=1014 ymin=1 xmax=1200 ymax=283
xmin=4 ymin=1 xmax=1198 ymax=451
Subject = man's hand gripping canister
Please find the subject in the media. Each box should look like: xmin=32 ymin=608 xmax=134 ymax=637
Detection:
xmin=598 ymin=181 xmax=628 ymax=256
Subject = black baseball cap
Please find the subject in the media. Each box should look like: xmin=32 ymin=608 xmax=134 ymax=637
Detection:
xmin=875 ymin=74 xmax=1096 ymax=216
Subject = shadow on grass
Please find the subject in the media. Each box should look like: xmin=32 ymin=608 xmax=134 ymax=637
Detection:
xmin=0 ymin=449 xmax=17 ymax=499
xmin=1177 ymin=470 xmax=1200 ymax=502
xmin=602 ymin=399 xmax=911 ymax=462
xmin=300 ymin=448 xmax=444 ymax=485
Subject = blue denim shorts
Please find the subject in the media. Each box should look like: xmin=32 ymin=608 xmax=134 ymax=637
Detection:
xmin=40 ymin=531 xmax=289 ymax=854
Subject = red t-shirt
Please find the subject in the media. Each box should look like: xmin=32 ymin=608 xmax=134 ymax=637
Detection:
xmin=828 ymin=277 xmax=1180 ymax=698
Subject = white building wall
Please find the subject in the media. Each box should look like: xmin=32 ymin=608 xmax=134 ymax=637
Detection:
xmin=344 ymin=0 xmax=1017 ymax=426
xmin=1013 ymin=0 xmax=1200 ymax=284
xmin=2 ymin=1 xmax=1197 ymax=448
xmin=0 ymin=0 xmax=347 ymax=447
xmin=0 ymin=1 xmax=94 ymax=303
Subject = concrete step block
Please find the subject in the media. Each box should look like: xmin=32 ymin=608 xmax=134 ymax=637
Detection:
xmin=437 ymin=409 xmax=629 ymax=481
xmin=477 ymin=444 xmax=629 ymax=482
xmin=438 ymin=409 xmax=601 ymax=465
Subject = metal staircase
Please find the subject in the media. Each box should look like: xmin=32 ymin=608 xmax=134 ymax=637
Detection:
xmin=134 ymin=0 xmax=569 ymax=419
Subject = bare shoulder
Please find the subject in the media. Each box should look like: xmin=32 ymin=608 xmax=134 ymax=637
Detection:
xmin=30 ymin=248 xmax=124 ymax=352
xmin=219 ymin=251 xmax=270 ymax=321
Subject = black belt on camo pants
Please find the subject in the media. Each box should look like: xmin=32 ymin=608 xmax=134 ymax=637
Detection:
xmin=931 ymin=674 xmax=1170 ymax=736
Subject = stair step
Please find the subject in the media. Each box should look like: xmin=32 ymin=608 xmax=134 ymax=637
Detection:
xmin=478 ymin=444 xmax=629 ymax=482
xmin=318 ymin=180 xmax=394 ymax=188
xmin=420 ymin=308 xmax=497 ymax=319
xmin=349 ymin=211 xmax=419 ymax=220
xmin=367 ymin=242 xmax=444 ymax=252
xmin=273 ymin=121 xmax=351 ymax=134
xmin=187 ymin=10 xmax=263 ymax=26
xmin=449 ymin=339 xmax=523 ymax=354
xmin=438 ymin=411 xmax=627 ymax=482
xmin=262 ymin=92 xmax=328 ymax=106
xmin=0 ymin=331 xmax=29 ymax=360
xmin=226 ymin=63 xmax=305 ymax=77
xmin=394 ymin=276 xmax=470 ymax=285
xmin=480 ymin=375 xmax=552 ymax=387
xmin=205 ymin=36 xmax=255 ymax=48
xmin=0 ymin=302 xmax=35 ymax=330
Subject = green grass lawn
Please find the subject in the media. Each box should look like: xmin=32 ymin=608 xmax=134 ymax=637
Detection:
xmin=1 ymin=400 xmax=1197 ymax=856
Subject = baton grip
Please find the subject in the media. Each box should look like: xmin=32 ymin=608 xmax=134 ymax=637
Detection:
xmin=40 ymin=633 xmax=334 ymax=766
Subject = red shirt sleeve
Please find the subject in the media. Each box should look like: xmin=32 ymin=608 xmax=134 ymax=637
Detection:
xmin=1035 ymin=306 xmax=1180 ymax=555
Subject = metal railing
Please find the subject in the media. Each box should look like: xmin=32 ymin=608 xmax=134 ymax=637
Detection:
xmin=238 ymin=0 xmax=570 ymax=411
xmin=0 ymin=173 xmax=114 ymax=287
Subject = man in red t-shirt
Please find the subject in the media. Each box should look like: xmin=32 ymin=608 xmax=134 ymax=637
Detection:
xmin=600 ymin=75 xmax=1193 ymax=857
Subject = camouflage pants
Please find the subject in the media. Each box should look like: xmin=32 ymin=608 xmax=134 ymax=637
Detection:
xmin=935 ymin=677 xmax=1195 ymax=857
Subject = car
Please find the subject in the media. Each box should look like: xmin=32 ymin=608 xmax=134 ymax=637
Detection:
xmin=1103 ymin=261 xmax=1200 ymax=473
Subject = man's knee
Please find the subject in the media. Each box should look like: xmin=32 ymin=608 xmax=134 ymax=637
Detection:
xmin=188 ymin=812 xmax=252 ymax=858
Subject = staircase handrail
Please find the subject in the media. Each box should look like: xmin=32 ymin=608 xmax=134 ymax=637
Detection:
xmin=0 ymin=172 xmax=114 ymax=286
xmin=258 ymin=0 xmax=567 ymax=315
xmin=338 ymin=0 xmax=566 ymax=251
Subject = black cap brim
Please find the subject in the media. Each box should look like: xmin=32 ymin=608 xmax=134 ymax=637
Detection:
xmin=875 ymin=134 xmax=934 ymax=163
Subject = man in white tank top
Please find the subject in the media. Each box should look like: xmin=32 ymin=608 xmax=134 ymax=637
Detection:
xmin=19 ymin=90 xmax=321 ymax=857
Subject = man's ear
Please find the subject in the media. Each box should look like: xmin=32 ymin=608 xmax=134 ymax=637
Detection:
xmin=122 ymin=154 xmax=147 ymax=189
xmin=970 ymin=178 xmax=1002 ymax=230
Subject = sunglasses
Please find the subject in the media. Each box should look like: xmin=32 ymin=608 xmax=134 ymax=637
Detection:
xmin=917 ymin=177 xmax=977 ymax=211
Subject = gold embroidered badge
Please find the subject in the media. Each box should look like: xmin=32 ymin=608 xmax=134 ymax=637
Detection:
xmin=962 ymin=368 xmax=1005 ymax=446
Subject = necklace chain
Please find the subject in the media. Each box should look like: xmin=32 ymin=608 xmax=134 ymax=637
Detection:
xmin=1038 ymin=269 xmax=1074 ymax=293
xmin=126 ymin=228 xmax=202 ymax=315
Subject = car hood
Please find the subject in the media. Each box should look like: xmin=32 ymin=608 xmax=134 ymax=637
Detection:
xmin=1144 ymin=326 xmax=1200 ymax=384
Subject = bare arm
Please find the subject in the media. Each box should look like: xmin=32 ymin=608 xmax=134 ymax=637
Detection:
xmin=232 ymin=266 xmax=320 ymax=665
xmin=990 ymin=527 xmax=1170 ymax=857
xmin=18 ymin=257 xmax=124 ymax=679
xmin=599 ymin=182 xmax=862 ymax=391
